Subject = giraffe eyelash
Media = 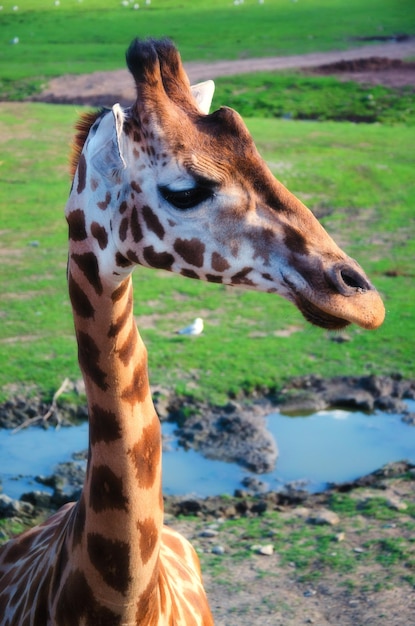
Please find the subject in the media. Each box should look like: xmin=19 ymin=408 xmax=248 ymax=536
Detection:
xmin=158 ymin=185 xmax=215 ymax=210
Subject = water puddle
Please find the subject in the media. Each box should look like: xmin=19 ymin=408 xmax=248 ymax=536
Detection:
xmin=266 ymin=403 xmax=415 ymax=492
xmin=0 ymin=403 xmax=414 ymax=500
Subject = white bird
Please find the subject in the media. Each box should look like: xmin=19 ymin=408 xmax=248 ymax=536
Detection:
xmin=176 ymin=318 xmax=204 ymax=336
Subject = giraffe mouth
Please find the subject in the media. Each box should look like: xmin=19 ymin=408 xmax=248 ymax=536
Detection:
xmin=293 ymin=293 xmax=351 ymax=331
xmin=281 ymin=274 xmax=351 ymax=330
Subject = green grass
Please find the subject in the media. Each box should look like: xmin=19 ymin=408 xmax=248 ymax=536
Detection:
xmin=214 ymin=72 xmax=415 ymax=125
xmin=330 ymin=493 xmax=415 ymax=520
xmin=1 ymin=0 xmax=414 ymax=99
xmin=0 ymin=101 xmax=414 ymax=402
xmin=197 ymin=503 xmax=415 ymax=591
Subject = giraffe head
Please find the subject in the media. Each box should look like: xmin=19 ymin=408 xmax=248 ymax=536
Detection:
xmin=68 ymin=38 xmax=384 ymax=331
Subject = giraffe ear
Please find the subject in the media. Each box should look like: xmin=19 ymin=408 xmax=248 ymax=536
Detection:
xmin=190 ymin=80 xmax=215 ymax=115
xmin=90 ymin=103 xmax=126 ymax=177
xmin=112 ymin=103 xmax=126 ymax=168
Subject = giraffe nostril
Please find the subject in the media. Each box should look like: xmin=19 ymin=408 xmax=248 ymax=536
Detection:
xmin=331 ymin=264 xmax=372 ymax=294
xmin=340 ymin=269 xmax=367 ymax=290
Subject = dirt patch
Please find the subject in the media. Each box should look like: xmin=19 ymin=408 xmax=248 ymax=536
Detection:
xmin=310 ymin=56 xmax=415 ymax=89
xmin=30 ymin=39 xmax=415 ymax=108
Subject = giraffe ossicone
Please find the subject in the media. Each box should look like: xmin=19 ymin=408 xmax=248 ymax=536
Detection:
xmin=0 ymin=37 xmax=384 ymax=625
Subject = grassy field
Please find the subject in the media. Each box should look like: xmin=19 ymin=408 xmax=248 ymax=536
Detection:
xmin=0 ymin=0 xmax=414 ymax=403
xmin=1 ymin=0 xmax=414 ymax=99
xmin=214 ymin=72 xmax=415 ymax=125
xmin=1 ymin=101 xmax=414 ymax=403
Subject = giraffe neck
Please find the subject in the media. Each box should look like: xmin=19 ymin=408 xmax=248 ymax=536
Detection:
xmin=66 ymin=243 xmax=163 ymax=614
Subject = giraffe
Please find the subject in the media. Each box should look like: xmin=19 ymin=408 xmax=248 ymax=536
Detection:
xmin=0 ymin=38 xmax=384 ymax=625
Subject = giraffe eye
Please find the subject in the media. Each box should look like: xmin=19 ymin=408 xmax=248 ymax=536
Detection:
xmin=159 ymin=185 xmax=214 ymax=210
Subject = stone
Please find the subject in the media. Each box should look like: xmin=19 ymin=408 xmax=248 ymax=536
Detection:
xmin=308 ymin=509 xmax=340 ymax=526
xmin=0 ymin=494 xmax=34 ymax=517
xmin=293 ymin=506 xmax=311 ymax=519
xmin=402 ymin=413 xmax=415 ymax=425
xmin=387 ymin=496 xmax=408 ymax=511
xmin=199 ymin=529 xmax=219 ymax=538
xmin=21 ymin=491 xmax=52 ymax=508
xmin=258 ymin=544 xmax=274 ymax=556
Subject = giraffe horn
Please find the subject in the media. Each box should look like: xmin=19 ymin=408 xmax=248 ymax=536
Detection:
xmin=126 ymin=37 xmax=160 ymax=86
xmin=126 ymin=38 xmax=202 ymax=116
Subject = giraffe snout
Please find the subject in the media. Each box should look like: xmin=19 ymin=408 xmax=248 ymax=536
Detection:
xmin=322 ymin=260 xmax=385 ymax=331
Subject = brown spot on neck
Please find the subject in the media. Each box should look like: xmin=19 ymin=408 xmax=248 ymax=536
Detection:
xmin=89 ymin=405 xmax=122 ymax=444
xmin=87 ymin=533 xmax=131 ymax=594
xmin=111 ymin=278 xmax=131 ymax=303
xmin=71 ymin=252 xmax=103 ymax=296
xmin=77 ymin=331 xmax=108 ymax=391
xmin=121 ymin=359 xmax=150 ymax=405
xmin=89 ymin=466 xmax=129 ymax=513
xmin=68 ymin=273 xmax=95 ymax=319
xmin=129 ymin=418 xmax=161 ymax=489
xmin=137 ymin=517 xmax=159 ymax=565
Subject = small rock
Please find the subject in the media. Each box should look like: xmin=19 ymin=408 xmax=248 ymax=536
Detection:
xmin=387 ymin=496 xmax=407 ymax=511
xmin=258 ymin=544 xmax=274 ymax=556
xmin=21 ymin=491 xmax=52 ymax=508
xmin=402 ymin=413 xmax=415 ymax=425
xmin=199 ymin=529 xmax=219 ymax=538
xmin=334 ymin=532 xmax=345 ymax=542
xmin=303 ymin=589 xmax=316 ymax=597
xmin=354 ymin=547 xmax=364 ymax=553
xmin=241 ymin=476 xmax=269 ymax=494
xmin=251 ymin=500 xmax=268 ymax=515
xmin=211 ymin=545 xmax=225 ymax=555
xmin=0 ymin=494 xmax=33 ymax=517
xmin=308 ymin=509 xmax=340 ymax=526
xmin=294 ymin=506 xmax=311 ymax=519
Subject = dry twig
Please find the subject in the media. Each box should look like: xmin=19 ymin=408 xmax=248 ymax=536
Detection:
xmin=12 ymin=378 xmax=71 ymax=433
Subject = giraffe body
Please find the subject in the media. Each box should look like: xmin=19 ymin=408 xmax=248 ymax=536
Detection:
xmin=0 ymin=38 xmax=384 ymax=625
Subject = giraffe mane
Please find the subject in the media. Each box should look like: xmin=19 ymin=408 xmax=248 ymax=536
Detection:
xmin=70 ymin=109 xmax=106 ymax=179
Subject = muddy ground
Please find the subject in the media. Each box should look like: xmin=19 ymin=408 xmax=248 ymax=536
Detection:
xmin=3 ymin=39 xmax=415 ymax=624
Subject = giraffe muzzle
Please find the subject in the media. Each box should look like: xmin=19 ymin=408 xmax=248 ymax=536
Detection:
xmin=315 ymin=261 xmax=385 ymax=331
